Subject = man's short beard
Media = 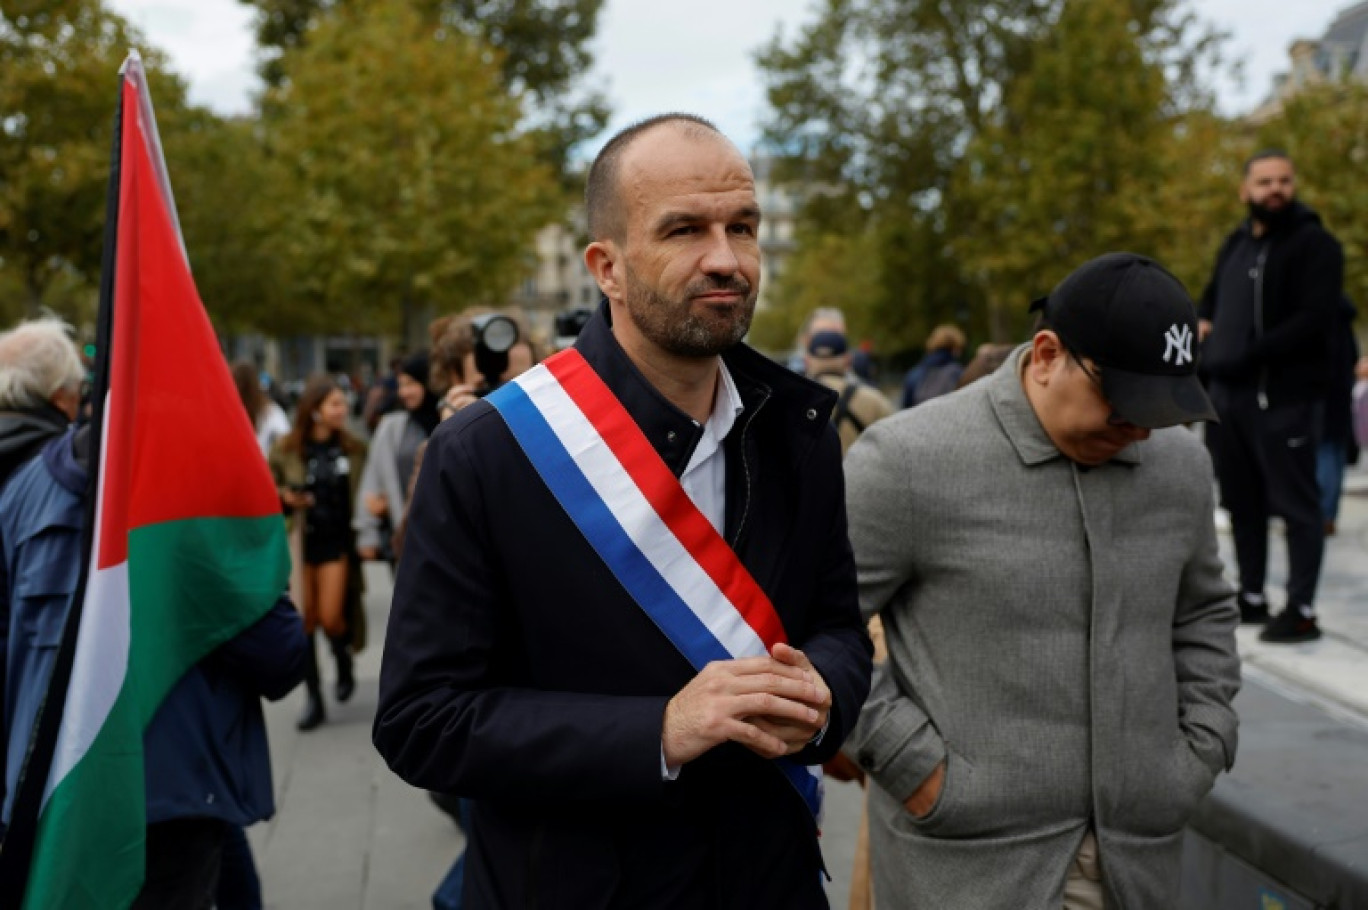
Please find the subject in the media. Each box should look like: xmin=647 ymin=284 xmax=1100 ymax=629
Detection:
xmin=1247 ymin=197 xmax=1294 ymax=229
xmin=623 ymin=269 xmax=757 ymax=358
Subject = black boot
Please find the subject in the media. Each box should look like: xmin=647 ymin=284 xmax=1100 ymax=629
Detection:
xmin=330 ymin=632 xmax=355 ymax=703
xmin=297 ymin=633 xmax=325 ymax=731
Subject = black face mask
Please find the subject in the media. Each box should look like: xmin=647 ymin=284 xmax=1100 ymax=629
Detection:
xmin=1247 ymin=199 xmax=1294 ymax=231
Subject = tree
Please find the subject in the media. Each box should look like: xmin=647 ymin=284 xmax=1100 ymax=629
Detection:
xmin=955 ymin=0 xmax=1194 ymax=337
xmin=749 ymin=223 xmax=881 ymax=352
xmin=0 ymin=1 xmax=187 ymax=321
xmin=260 ymin=0 xmax=561 ymax=343
xmin=755 ymin=0 xmax=1228 ymax=350
xmin=754 ymin=0 xmax=1061 ymax=349
xmin=1146 ymin=109 xmax=1247 ymax=298
xmin=159 ymin=111 xmax=296 ymax=335
xmin=238 ymin=0 xmax=609 ymax=182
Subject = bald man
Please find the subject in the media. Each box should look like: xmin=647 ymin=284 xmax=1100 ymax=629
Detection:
xmin=375 ymin=115 xmax=872 ymax=909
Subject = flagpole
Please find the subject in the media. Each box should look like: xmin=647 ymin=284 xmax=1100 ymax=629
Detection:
xmin=0 ymin=55 xmax=127 ymax=902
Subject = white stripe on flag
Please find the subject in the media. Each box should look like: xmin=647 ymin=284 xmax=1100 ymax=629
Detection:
xmin=43 ymin=562 xmax=130 ymax=807
xmin=43 ymin=394 xmax=130 ymax=807
xmin=517 ymin=366 xmax=768 ymax=660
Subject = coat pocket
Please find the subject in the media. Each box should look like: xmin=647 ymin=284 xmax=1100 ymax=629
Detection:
xmin=897 ymin=746 xmax=975 ymax=837
xmin=11 ymin=532 xmax=82 ymax=649
xmin=1120 ymin=736 xmax=1216 ymax=836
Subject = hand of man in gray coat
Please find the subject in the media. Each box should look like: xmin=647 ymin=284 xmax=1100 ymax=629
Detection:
xmin=904 ymin=760 xmax=945 ymax=817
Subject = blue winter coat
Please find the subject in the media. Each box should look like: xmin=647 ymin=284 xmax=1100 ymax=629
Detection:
xmin=0 ymin=427 xmax=305 ymax=829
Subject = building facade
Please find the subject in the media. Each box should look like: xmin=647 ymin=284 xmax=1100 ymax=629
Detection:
xmin=1250 ymin=1 xmax=1368 ymax=122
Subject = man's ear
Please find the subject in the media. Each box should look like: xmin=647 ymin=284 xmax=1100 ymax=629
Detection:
xmin=1028 ymin=330 xmax=1065 ymax=384
xmin=585 ymin=240 xmax=623 ymax=302
xmin=49 ymin=385 xmax=80 ymax=421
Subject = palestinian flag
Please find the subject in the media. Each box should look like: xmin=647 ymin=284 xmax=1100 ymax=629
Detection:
xmin=0 ymin=53 xmax=290 ymax=908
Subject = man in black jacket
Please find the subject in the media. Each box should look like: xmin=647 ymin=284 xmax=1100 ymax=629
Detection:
xmin=1199 ymin=149 xmax=1343 ymax=643
xmin=374 ymin=114 xmax=872 ymax=908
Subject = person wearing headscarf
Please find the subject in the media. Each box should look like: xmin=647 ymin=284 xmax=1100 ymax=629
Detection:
xmin=355 ymin=352 xmax=440 ymax=564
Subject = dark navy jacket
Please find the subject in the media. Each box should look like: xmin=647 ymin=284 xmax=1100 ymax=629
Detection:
xmin=0 ymin=428 xmax=305 ymax=829
xmin=375 ymin=303 xmax=873 ymax=909
xmin=901 ymin=348 xmax=964 ymax=408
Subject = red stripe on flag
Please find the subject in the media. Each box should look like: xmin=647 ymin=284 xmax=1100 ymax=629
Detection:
xmin=99 ymin=79 xmax=282 ymax=569
xmin=545 ymin=350 xmax=788 ymax=649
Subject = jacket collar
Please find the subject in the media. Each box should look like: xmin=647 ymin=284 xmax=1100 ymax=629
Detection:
xmin=1239 ymin=200 xmax=1322 ymax=239
xmin=922 ymin=348 xmax=957 ymax=367
xmin=0 ymin=403 xmax=70 ymax=466
xmin=573 ymin=299 xmax=835 ymax=476
xmin=40 ymin=424 xmax=89 ymax=496
xmin=988 ymin=344 xmax=1142 ymax=468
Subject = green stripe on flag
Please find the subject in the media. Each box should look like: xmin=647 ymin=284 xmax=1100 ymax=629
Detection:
xmin=127 ymin=514 xmax=290 ymax=725
xmin=21 ymin=513 xmax=288 ymax=908
xmin=21 ymin=681 xmax=143 ymax=910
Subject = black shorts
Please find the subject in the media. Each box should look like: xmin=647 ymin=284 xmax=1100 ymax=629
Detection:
xmin=304 ymin=527 xmax=351 ymax=565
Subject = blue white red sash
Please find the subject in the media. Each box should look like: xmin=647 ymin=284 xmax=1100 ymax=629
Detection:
xmin=486 ymin=348 xmax=823 ymax=820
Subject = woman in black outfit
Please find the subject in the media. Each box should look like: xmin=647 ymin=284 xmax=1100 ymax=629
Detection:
xmin=269 ymin=375 xmax=367 ymax=730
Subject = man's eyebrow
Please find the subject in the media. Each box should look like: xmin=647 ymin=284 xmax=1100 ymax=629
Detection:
xmin=734 ymin=204 xmax=762 ymax=224
xmin=653 ymin=211 xmax=700 ymax=233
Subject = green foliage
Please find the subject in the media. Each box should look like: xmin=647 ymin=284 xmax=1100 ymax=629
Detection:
xmin=238 ymin=0 xmax=609 ymax=182
xmin=956 ymin=0 xmax=1175 ymax=336
xmin=750 ymin=225 xmax=881 ymax=350
xmin=2 ymin=0 xmax=582 ymax=341
xmin=0 ymin=1 xmax=184 ymax=321
xmin=755 ymin=0 xmax=1233 ymax=352
xmin=1260 ymin=81 xmax=1368 ymax=313
xmin=159 ymin=111 xmax=295 ymax=335
xmin=260 ymin=0 xmax=562 ymax=340
xmin=1147 ymin=110 xmax=1247 ymax=297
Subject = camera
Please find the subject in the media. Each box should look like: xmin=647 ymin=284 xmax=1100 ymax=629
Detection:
xmin=472 ymin=313 xmax=519 ymax=395
xmin=553 ymin=308 xmax=593 ymax=351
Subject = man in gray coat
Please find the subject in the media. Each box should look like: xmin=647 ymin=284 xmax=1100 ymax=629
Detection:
xmin=843 ymin=252 xmax=1240 ymax=909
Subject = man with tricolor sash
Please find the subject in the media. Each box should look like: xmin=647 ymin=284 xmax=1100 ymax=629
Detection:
xmin=375 ymin=114 xmax=873 ymax=908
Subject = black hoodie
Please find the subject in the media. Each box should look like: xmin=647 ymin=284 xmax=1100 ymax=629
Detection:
xmin=0 ymin=404 xmax=70 ymax=489
xmin=1198 ymin=200 xmax=1344 ymax=407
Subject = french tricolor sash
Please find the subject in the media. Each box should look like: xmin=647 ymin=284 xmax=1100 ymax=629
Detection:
xmin=486 ymin=348 xmax=823 ymax=821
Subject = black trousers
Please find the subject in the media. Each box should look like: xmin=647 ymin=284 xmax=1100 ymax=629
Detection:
xmin=1206 ymin=384 xmax=1324 ymax=608
xmin=132 ymin=817 xmax=226 ymax=910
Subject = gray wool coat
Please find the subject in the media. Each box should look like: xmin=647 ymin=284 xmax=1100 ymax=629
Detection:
xmin=841 ymin=348 xmax=1240 ymax=910
xmin=354 ymin=409 xmax=423 ymax=552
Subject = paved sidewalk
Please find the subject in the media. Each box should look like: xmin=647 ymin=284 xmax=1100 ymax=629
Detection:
xmin=1226 ymin=463 xmax=1368 ymax=729
xmin=248 ymin=561 xmax=459 ymax=909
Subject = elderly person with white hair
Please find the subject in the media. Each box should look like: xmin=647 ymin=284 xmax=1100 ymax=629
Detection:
xmin=0 ymin=316 xmax=85 ymax=489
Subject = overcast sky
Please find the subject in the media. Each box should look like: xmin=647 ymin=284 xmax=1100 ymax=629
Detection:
xmin=106 ymin=0 xmax=1354 ymax=152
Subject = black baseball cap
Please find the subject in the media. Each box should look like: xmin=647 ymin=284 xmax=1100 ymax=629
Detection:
xmin=1029 ymin=252 xmax=1218 ymax=428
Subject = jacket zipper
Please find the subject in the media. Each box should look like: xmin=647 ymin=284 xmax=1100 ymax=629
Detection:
xmin=727 ymin=390 xmax=769 ymax=549
xmin=1254 ymin=244 xmax=1269 ymax=410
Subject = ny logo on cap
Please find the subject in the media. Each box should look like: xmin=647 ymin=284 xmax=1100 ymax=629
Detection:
xmin=1163 ymin=323 xmax=1193 ymax=366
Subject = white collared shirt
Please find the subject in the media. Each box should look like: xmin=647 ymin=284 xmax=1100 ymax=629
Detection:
xmin=679 ymin=361 xmax=744 ymax=535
